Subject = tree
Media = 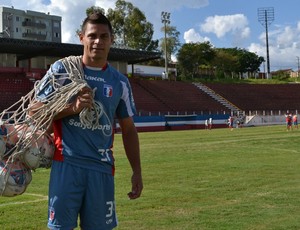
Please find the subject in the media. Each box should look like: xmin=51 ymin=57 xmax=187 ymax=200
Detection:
xmin=86 ymin=6 xmax=105 ymax=15
xmin=80 ymin=1 xmax=158 ymax=51
xmin=213 ymin=48 xmax=264 ymax=79
xmin=106 ymin=0 xmax=158 ymax=51
xmin=237 ymin=49 xmax=264 ymax=73
xmin=213 ymin=48 xmax=239 ymax=78
xmin=177 ymin=42 xmax=215 ymax=79
xmin=76 ymin=6 xmax=105 ymax=35
xmin=160 ymin=25 xmax=181 ymax=63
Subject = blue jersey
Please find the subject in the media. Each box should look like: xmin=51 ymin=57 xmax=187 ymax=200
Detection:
xmin=36 ymin=57 xmax=136 ymax=175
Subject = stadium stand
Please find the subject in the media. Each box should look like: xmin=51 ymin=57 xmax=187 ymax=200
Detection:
xmin=129 ymin=78 xmax=171 ymax=114
xmin=0 ymin=72 xmax=34 ymax=111
xmin=205 ymin=83 xmax=300 ymax=112
xmin=129 ymin=78 xmax=229 ymax=115
xmin=1 ymin=72 xmax=300 ymax=116
xmin=2 ymin=37 xmax=299 ymax=120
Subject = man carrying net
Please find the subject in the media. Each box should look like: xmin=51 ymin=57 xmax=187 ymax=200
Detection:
xmin=29 ymin=12 xmax=143 ymax=230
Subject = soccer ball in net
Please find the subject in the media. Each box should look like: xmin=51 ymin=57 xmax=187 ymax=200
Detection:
xmin=0 ymin=124 xmax=23 ymax=159
xmin=6 ymin=124 xmax=20 ymax=145
xmin=0 ymin=159 xmax=32 ymax=197
xmin=20 ymin=131 xmax=55 ymax=170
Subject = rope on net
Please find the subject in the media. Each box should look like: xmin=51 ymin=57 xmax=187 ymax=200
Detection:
xmin=0 ymin=55 xmax=101 ymax=195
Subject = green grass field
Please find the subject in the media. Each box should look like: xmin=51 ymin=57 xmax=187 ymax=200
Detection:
xmin=0 ymin=125 xmax=300 ymax=230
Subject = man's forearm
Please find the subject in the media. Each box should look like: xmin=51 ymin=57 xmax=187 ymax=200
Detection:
xmin=122 ymin=127 xmax=142 ymax=174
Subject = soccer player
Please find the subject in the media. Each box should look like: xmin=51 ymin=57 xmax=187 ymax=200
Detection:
xmin=293 ymin=114 xmax=298 ymax=129
xmin=30 ymin=12 xmax=143 ymax=230
xmin=228 ymin=116 xmax=234 ymax=131
xmin=285 ymin=113 xmax=293 ymax=131
xmin=208 ymin=117 xmax=213 ymax=130
xmin=204 ymin=119 xmax=208 ymax=130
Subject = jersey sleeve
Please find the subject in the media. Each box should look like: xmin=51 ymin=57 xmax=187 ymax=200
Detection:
xmin=116 ymin=78 xmax=136 ymax=119
xmin=36 ymin=61 xmax=71 ymax=102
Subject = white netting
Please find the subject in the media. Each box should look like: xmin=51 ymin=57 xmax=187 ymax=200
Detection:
xmin=0 ymin=55 xmax=103 ymax=196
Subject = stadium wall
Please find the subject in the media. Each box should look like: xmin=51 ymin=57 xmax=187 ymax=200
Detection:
xmin=245 ymin=115 xmax=294 ymax=126
xmin=115 ymin=113 xmax=292 ymax=132
xmin=116 ymin=114 xmax=230 ymax=132
xmin=127 ymin=64 xmax=177 ymax=78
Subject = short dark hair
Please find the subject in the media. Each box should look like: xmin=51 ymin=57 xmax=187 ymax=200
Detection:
xmin=81 ymin=12 xmax=113 ymax=35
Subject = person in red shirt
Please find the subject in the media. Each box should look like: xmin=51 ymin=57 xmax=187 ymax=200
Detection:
xmin=293 ymin=114 xmax=298 ymax=129
xmin=285 ymin=113 xmax=293 ymax=131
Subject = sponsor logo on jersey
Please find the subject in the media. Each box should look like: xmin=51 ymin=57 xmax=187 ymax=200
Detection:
xmin=68 ymin=100 xmax=112 ymax=136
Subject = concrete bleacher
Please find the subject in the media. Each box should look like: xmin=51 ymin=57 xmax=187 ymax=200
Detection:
xmin=0 ymin=73 xmax=34 ymax=111
xmin=1 ymin=71 xmax=300 ymax=117
xmin=130 ymin=78 xmax=172 ymax=114
xmin=129 ymin=78 xmax=229 ymax=115
xmin=205 ymin=83 xmax=300 ymax=112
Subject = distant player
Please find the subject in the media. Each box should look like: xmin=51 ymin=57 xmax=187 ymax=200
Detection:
xmin=208 ymin=117 xmax=213 ymax=130
xmin=228 ymin=116 xmax=234 ymax=131
xmin=205 ymin=119 xmax=208 ymax=130
xmin=285 ymin=113 xmax=293 ymax=131
xmin=293 ymin=114 xmax=298 ymax=129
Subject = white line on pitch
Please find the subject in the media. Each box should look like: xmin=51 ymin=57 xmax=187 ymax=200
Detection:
xmin=0 ymin=193 xmax=48 ymax=207
xmin=25 ymin=193 xmax=48 ymax=198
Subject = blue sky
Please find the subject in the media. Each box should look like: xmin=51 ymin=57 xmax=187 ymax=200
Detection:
xmin=2 ymin=0 xmax=300 ymax=71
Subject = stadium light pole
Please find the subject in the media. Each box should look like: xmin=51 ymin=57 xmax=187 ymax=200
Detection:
xmin=161 ymin=11 xmax=170 ymax=80
xmin=297 ymin=56 xmax=300 ymax=78
xmin=258 ymin=7 xmax=274 ymax=79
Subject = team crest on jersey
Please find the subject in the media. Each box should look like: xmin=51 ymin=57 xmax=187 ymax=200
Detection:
xmin=103 ymin=84 xmax=113 ymax=97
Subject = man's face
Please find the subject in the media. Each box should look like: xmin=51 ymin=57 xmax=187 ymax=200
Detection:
xmin=80 ymin=23 xmax=113 ymax=66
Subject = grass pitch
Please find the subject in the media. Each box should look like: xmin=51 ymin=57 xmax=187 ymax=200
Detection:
xmin=0 ymin=125 xmax=300 ymax=230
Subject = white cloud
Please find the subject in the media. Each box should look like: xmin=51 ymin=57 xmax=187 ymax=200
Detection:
xmin=201 ymin=14 xmax=250 ymax=39
xmin=5 ymin=0 xmax=118 ymax=43
xmin=4 ymin=0 xmax=300 ymax=71
xmin=249 ymin=22 xmax=300 ymax=71
xmin=183 ymin=28 xmax=210 ymax=43
xmin=240 ymin=27 xmax=250 ymax=39
xmin=276 ymin=26 xmax=299 ymax=49
xmin=5 ymin=0 xmax=209 ymax=44
xmin=126 ymin=0 xmax=209 ymax=44
xmin=129 ymin=0 xmax=208 ymax=11
xmin=45 ymin=0 xmax=113 ymax=43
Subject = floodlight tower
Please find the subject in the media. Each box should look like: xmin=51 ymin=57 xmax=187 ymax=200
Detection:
xmin=161 ymin=11 xmax=170 ymax=80
xmin=297 ymin=56 xmax=300 ymax=78
xmin=258 ymin=7 xmax=274 ymax=79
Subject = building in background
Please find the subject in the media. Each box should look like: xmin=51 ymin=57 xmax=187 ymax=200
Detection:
xmin=0 ymin=6 xmax=61 ymax=42
xmin=127 ymin=64 xmax=177 ymax=80
xmin=0 ymin=6 xmax=161 ymax=77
